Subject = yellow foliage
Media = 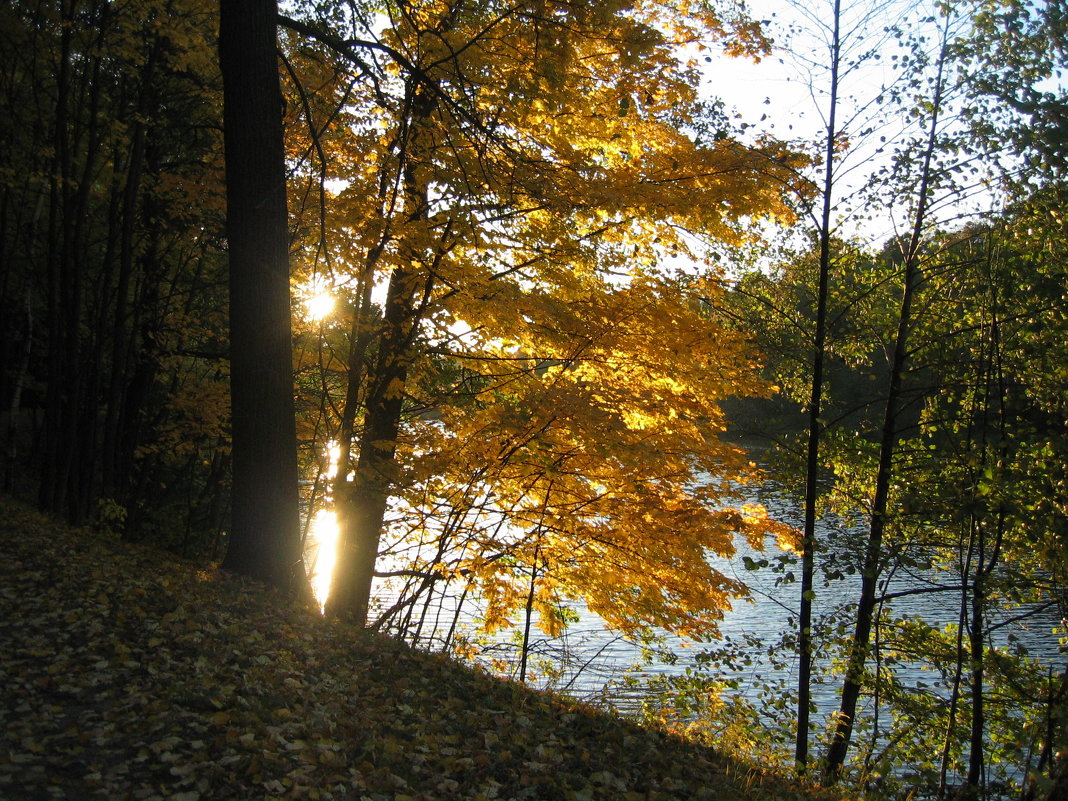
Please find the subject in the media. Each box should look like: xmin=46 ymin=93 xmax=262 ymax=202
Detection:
xmin=283 ymin=0 xmax=804 ymax=640
xmin=381 ymin=272 xmax=791 ymax=640
xmin=742 ymin=503 xmax=804 ymax=553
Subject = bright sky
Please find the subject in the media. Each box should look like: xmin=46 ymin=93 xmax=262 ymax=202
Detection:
xmin=705 ymin=0 xmax=987 ymax=246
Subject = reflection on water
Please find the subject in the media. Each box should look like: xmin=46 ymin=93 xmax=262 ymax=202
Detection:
xmin=302 ymin=484 xmax=1063 ymax=706
xmin=304 ymin=441 xmax=342 ymax=612
xmin=306 ymin=509 xmax=338 ymax=612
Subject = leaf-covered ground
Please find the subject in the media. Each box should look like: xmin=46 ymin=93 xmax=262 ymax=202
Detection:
xmin=0 ymin=497 xmax=833 ymax=801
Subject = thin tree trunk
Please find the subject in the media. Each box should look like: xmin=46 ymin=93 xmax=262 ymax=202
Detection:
xmin=4 ymin=292 xmax=32 ymax=493
xmin=65 ymin=43 xmax=107 ymax=524
xmin=3 ymin=186 xmax=43 ymax=494
xmin=937 ymin=559 xmax=971 ymax=799
xmin=103 ymin=39 xmax=159 ymax=499
xmin=965 ymin=516 xmax=986 ymax=795
xmin=796 ymin=0 xmax=841 ymax=771
xmin=964 ymin=308 xmax=1008 ymax=796
xmin=40 ymin=3 xmax=75 ymax=516
xmin=519 ymin=545 xmax=541 ymax=684
xmin=822 ymin=14 xmax=950 ymax=780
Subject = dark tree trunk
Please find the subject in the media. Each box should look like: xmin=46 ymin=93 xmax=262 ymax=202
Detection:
xmin=327 ymin=261 xmax=430 ymax=623
xmin=821 ymin=157 xmax=924 ymax=787
xmin=822 ymin=15 xmax=950 ymax=780
xmin=102 ymin=39 xmax=158 ymax=500
xmin=327 ymin=80 xmax=438 ymax=624
xmin=218 ymin=0 xmax=302 ymax=590
xmin=796 ymin=0 xmax=841 ymax=771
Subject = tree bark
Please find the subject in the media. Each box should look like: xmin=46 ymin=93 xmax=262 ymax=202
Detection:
xmin=327 ymin=80 xmax=437 ymax=624
xmin=218 ymin=0 xmax=302 ymax=590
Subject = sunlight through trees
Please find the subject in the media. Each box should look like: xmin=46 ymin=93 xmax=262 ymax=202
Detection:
xmin=1 ymin=0 xmax=1066 ymax=796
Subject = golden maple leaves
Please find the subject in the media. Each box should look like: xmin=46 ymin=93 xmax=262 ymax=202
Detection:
xmin=285 ymin=0 xmax=802 ymax=641
xmin=375 ymin=271 xmax=786 ymax=640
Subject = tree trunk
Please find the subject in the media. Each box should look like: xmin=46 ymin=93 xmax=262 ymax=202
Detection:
xmin=963 ymin=312 xmax=1007 ymax=797
xmin=327 ymin=260 xmax=431 ymax=622
xmin=102 ymin=39 xmax=159 ymax=500
xmin=822 ymin=14 xmax=951 ymax=780
xmin=327 ymin=80 xmax=438 ymax=624
xmin=218 ymin=0 xmax=302 ymax=590
xmin=796 ymin=0 xmax=841 ymax=771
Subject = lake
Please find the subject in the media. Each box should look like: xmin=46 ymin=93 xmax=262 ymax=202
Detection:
xmin=547 ymin=483 xmax=1063 ymax=714
xmin=306 ymin=474 xmax=1066 ymax=789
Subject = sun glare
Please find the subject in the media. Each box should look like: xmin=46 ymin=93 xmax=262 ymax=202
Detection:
xmin=305 ymin=292 xmax=335 ymax=321
xmin=299 ymin=273 xmax=336 ymax=322
xmin=306 ymin=440 xmax=343 ymax=612
xmin=308 ymin=509 xmax=339 ymax=612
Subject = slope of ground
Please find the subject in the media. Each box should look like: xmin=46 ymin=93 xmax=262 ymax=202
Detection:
xmin=0 ymin=496 xmax=829 ymax=801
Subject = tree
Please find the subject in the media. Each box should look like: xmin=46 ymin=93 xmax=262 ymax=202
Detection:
xmin=727 ymin=0 xmax=911 ymax=769
xmin=218 ymin=0 xmax=302 ymax=589
xmin=795 ymin=0 xmax=841 ymax=767
xmin=275 ymin=0 xmax=804 ymax=628
xmin=0 ymin=0 xmax=238 ymax=551
xmin=821 ymin=6 xmax=964 ymax=779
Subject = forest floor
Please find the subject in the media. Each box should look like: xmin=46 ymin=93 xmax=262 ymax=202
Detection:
xmin=0 ymin=496 xmax=837 ymax=801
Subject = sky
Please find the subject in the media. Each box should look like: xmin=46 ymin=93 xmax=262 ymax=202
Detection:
xmin=703 ymin=0 xmax=990 ymax=247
